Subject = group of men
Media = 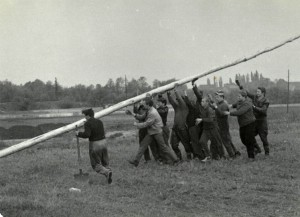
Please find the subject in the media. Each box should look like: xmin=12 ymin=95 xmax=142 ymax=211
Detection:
xmin=126 ymin=78 xmax=270 ymax=167
xmin=76 ymin=79 xmax=270 ymax=184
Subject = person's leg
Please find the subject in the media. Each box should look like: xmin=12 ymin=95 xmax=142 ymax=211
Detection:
xmin=100 ymin=145 xmax=109 ymax=167
xmin=219 ymin=128 xmax=235 ymax=158
xmin=199 ymin=131 xmax=211 ymax=158
xmin=89 ymin=143 xmax=97 ymax=170
xmin=209 ymin=128 xmax=225 ymax=159
xmin=162 ymin=126 xmax=170 ymax=147
xmin=253 ymin=121 xmax=262 ymax=154
xmin=91 ymin=141 xmax=111 ymax=177
xmin=131 ymin=134 xmax=154 ymax=166
xmin=246 ymin=122 xmax=256 ymax=159
xmin=149 ymin=140 xmax=160 ymax=161
xmin=139 ymin=128 xmax=151 ymax=161
xmin=257 ymin=119 xmax=270 ymax=155
xmin=154 ymin=133 xmax=178 ymax=163
xmin=240 ymin=124 xmax=255 ymax=159
xmin=188 ymin=126 xmax=203 ymax=159
xmin=170 ymin=128 xmax=182 ymax=160
xmin=177 ymin=127 xmax=193 ymax=159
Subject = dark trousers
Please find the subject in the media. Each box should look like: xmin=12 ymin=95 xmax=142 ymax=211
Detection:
xmin=200 ymin=128 xmax=225 ymax=159
xmin=254 ymin=119 xmax=270 ymax=154
xmin=139 ymin=128 xmax=151 ymax=161
xmin=89 ymin=140 xmax=111 ymax=176
xmin=170 ymin=126 xmax=192 ymax=160
xmin=162 ymin=126 xmax=170 ymax=146
xmin=134 ymin=132 xmax=178 ymax=163
xmin=188 ymin=125 xmax=205 ymax=159
xmin=218 ymin=126 xmax=235 ymax=157
xmin=239 ymin=122 xmax=256 ymax=158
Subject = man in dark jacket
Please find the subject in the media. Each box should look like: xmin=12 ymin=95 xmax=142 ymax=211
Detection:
xmin=236 ymin=80 xmax=270 ymax=155
xmin=225 ymin=90 xmax=256 ymax=159
xmin=209 ymin=90 xmax=241 ymax=158
xmin=196 ymin=97 xmax=225 ymax=161
xmin=183 ymin=91 xmax=205 ymax=159
xmin=167 ymin=85 xmax=193 ymax=160
xmin=76 ymin=108 xmax=112 ymax=184
xmin=192 ymin=79 xmax=225 ymax=161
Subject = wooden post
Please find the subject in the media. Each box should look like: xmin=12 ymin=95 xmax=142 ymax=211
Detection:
xmin=1 ymin=34 xmax=300 ymax=158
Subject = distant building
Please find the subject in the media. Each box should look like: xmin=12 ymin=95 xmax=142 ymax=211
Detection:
xmin=224 ymin=83 xmax=239 ymax=90
xmin=290 ymin=82 xmax=300 ymax=91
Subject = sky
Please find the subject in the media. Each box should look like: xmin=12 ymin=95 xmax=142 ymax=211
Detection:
xmin=1 ymin=0 xmax=300 ymax=87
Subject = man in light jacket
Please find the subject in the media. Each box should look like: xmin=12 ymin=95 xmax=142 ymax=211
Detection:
xmin=129 ymin=98 xmax=179 ymax=167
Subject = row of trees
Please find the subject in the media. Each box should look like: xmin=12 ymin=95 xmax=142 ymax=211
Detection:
xmin=0 ymin=77 xmax=177 ymax=110
xmin=0 ymin=72 xmax=299 ymax=111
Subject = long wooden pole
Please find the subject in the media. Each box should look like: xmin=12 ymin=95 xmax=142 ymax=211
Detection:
xmin=1 ymin=34 xmax=300 ymax=158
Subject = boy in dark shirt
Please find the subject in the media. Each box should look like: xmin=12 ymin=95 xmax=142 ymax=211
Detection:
xmin=76 ymin=108 xmax=112 ymax=184
xmin=209 ymin=90 xmax=241 ymax=158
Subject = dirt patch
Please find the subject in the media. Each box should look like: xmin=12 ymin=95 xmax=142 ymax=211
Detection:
xmin=0 ymin=123 xmax=67 ymax=140
xmin=107 ymin=130 xmax=136 ymax=139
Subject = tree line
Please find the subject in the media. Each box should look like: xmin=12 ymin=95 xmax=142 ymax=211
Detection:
xmin=0 ymin=76 xmax=178 ymax=110
xmin=0 ymin=71 xmax=299 ymax=111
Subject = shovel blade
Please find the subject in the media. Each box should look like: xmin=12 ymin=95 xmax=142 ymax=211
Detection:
xmin=74 ymin=171 xmax=89 ymax=181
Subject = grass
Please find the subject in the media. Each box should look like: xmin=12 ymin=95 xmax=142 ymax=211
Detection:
xmin=0 ymin=107 xmax=300 ymax=217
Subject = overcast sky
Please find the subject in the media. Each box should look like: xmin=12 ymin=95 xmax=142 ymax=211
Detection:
xmin=1 ymin=0 xmax=300 ymax=87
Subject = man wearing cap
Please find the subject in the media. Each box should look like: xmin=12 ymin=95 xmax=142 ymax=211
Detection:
xmin=236 ymin=80 xmax=270 ymax=155
xmin=192 ymin=78 xmax=225 ymax=161
xmin=210 ymin=90 xmax=241 ymax=158
xmin=195 ymin=96 xmax=225 ymax=161
xmin=224 ymin=90 xmax=256 ymax=159
xmin=132 ymin=102 xmax=152 ymax=162
xmin=129 ymin=98 xmax=179 ymax=167
xmin=76 ymin=108 xmax=112 ymax=184
xmin=126 ymin=100 xmax=161 ymax=162
xmin=167 ymin=85 xmax=193 ymax=160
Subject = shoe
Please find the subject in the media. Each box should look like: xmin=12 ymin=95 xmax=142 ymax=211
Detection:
xmin=186 ymin=153 xmax=192 ymax=160
xmin=158 ymin=161 xmax=164 ymax=165
xmin=173 ymin=159 xmax=182 ymax=166
xmin=265 ymin=152 xmax=270 ymax=156
xmin=201 ymin=156 xmax=211 ymax=163
xmin=248 ymin=158 xmax=255 ymax=162
xmin=107 ymin=171 xmax=112 ymax=184
xmin=235 ymin=151 xmax=241 ymax=156
xmin=254 ymin=148 xmax=262 ymax=155
xmin=128 ymin=160 xmax=139 ymax=167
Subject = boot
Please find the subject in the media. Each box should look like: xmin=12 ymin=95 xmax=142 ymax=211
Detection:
xmin=128 ymin=159 xmax=139 ymax=167
xmin=186 ymin=153 xmax=192 ymax=160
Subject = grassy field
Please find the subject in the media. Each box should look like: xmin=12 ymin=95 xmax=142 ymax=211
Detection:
xmin=0 ymin=107 xmax=299 ymax=217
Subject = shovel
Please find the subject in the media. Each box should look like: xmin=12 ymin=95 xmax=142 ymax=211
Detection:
xmin=74 ymin=126 xmax=89 ymax=181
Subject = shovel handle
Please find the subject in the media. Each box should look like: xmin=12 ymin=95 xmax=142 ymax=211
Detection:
xmin=76 ymin=125 xmax=81 ymax=163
